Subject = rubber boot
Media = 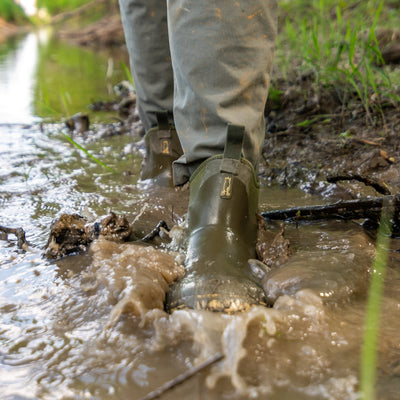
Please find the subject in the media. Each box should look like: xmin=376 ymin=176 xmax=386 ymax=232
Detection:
xmin=166 ymin=124 xmax=266 ymax=312
xmin=140 ymin=111 xmax=183 ymax=186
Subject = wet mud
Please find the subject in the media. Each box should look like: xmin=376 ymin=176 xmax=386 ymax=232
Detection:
xmin=262 ymin=75 xmax=400 ymax=199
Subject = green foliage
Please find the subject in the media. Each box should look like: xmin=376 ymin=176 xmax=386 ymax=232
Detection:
xmin=121 ymin=62 xmax=134 ymax=86
xmin=277 ymin=0 xmax=400 ymax=112
xmin=36 ymin=0 xmax=92 ymax=15
xmin=0 ymin=0 xmax=28 ymax=23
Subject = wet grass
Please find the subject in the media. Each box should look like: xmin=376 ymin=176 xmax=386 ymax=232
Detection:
xmin=60 ymin=131 xmax=116 ymax=173
xmin=276 ymin=0 xmax=400 ymax=115
xmin=360 ymin=204 xmax=393 ymax=400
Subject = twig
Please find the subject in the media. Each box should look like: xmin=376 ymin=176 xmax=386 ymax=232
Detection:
xmin=139 ymin=352 xmax=224 ymax=400
xmin=261 ymin=194 xmax=400 ymax=232
xmin=326 ymin=174 xmax=391 ymax=195
xmin=0 ymin=226 xmax=28 ymax=250
xmin=142 ymin=221 xmax=169 ymax=242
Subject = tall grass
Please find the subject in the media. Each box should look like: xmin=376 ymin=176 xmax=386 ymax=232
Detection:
xmin=360 ymin=203 xmax=393 ymax=400
xmin=276 ymin=0 xmax=400 ymax=114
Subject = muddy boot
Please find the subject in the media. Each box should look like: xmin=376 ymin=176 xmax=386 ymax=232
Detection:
xmin=140 ymin=111 xmax=183 ymax=186
xmin=166 ymin=124 xmax=266 ymax=312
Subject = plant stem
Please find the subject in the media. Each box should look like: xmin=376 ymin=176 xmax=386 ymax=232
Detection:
xmin=360 ymin=202 xmax=393 ymax=400
xmin=60 ymin=131 xmax=116 ymax=173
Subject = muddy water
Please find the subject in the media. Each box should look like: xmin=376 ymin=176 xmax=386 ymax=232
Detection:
xmin=1 ymin=33 xmax=400 ymax=400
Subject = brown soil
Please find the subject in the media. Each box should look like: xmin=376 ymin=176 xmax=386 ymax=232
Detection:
xmin=0 ymin=17 xmax=20 ymax=42
xmin=261 ymin=74 xmax=400 ymax=200
xmin=52 ymin=0 xmax=125 ymax=48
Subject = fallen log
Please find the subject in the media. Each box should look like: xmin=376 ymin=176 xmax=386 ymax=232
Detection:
xmin=261 ymin=194 xmax=400 ymax=234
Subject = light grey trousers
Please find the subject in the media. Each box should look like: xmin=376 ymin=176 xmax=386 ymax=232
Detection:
xmin=119 ymin=0 xmax=277 ymax=185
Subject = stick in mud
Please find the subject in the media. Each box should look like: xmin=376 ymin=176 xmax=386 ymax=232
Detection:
xmin=261 ymin=194 xmax=400 ymax=234
xmin=326 ymin=174 xmax=391 ymax=195
xmin=139 ymin=352 xmax=224 ymax=400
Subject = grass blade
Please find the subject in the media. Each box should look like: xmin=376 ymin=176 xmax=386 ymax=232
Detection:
xmin=60 ymin=131 xmax=116 ymax=173
xmin=360 ymin=202 xmax=393 ymax=400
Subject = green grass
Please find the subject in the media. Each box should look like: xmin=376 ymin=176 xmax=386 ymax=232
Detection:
xmin=0 ymin=0 xmax=28 ymax=24
xmin=276 ymin=0 xmax=400 ymax=115
xmin=60 ymin=131 xmax=116 ymax=173
xmin=360 ymin=204 xmax=393 ymax=400
xmin=36 ymin=0 xmax=93 ymax=15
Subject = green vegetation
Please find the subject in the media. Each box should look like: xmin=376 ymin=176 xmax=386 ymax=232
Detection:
xmin=37 ymin=0 xmax=93 ymax=15
xmin=276 ymin=0 xmax=400 ymax=114
xmin=0 ymin=0 xmax=28 ymax=24
xmin=60 ymin=131 xmax=116 ymax=173
xmin=360 ymin=205 xmax=393 ymax=400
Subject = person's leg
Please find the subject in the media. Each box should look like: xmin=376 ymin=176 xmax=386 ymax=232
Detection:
xmin=118 ymin=0 xmax=174 ymax=131
xmin=119 ymin=0 xmax=183 ymax=185
xmin=167 ymin=0 xmax=278 ymax=185
xmin=166 ymin=0 xmax=278 ymax=311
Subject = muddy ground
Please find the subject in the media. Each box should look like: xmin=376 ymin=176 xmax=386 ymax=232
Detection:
xmin=261 ymin=75 xmax=400 ymax=199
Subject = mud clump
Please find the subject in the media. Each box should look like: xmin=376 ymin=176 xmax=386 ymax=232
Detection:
xmin=45 ymin=212 xmax=132 ymax=259
xmin=99 ymin=212 xmax=132 ymax=241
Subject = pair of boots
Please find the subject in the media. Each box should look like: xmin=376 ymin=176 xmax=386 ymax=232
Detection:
xmin=141 ymin=114 xmax=265 ymax=312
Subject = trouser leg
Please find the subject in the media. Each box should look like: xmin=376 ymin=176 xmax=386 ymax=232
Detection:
xmin=118 ymin=0 xmax=174 ymax=132
xmin=166 ymin=1 xmax=278 ymax=311
xmin=167 ymin=0 xmax=278 ymax=185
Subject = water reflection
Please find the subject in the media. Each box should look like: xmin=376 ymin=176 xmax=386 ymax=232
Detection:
xmin=0 ymin=30 xmax=128 ymax=124
xmin=0 ymin=33 xmax=38 ymax=124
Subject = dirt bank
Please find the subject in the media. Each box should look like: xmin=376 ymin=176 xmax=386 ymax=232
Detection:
xmin=261 ymin=73 xmax=400 ymax=200
xmin=51 ymin=0 xmax=125 ymax=48
xmin=56 ymin=13 xmax=125 ymax=47
xmin=0 ymin=17 xmax=20 ymax=42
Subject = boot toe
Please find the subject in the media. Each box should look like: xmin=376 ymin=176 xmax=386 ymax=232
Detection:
xmin=166 ymin=275 xmax=266 ymax=313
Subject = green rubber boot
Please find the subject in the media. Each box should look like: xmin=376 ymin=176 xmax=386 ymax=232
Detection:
xmin=140 ymin=111 xmax=183 ymax=186
xmin=166 ymin=124 xmax=266 ymax=313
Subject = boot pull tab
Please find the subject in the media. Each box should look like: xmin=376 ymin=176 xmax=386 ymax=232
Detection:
xmin=223 ymin=124 xmax=245 ymax=161
xmin=155 ymin=111 xmax=173 ymax=155
xmin=156 ymin=111 xmax=171 ymax=131
xmin=220 ymin=124 xmax=245 ymax=199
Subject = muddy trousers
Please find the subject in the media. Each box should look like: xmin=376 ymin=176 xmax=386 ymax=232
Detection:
xmin=118 ymin=0 xmax=278 ymax=185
